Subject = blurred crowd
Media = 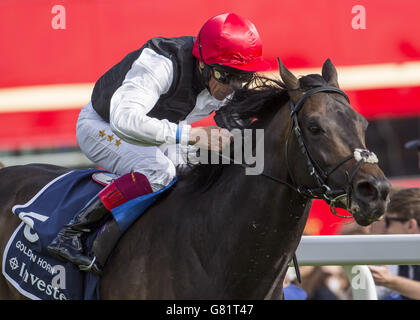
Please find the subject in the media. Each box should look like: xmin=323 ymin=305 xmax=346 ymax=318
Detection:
xmin=283 ymin=137 xmax=420 ymax=300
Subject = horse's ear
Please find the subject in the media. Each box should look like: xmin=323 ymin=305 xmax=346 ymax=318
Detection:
xmin=278 ymin=58 xmax=301 ymax=102
xmin=278 ymin=58 xmax=300 ymax=90
xmin=322 ymin=58 xmax=339 ymax=88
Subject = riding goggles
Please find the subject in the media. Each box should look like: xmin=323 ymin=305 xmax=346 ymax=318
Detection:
xmin=211 ymin=67 xmax=254 ymax=85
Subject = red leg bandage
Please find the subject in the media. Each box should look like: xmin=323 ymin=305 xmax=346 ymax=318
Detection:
xmin=98 ymin=172 xmax=153 ymax=211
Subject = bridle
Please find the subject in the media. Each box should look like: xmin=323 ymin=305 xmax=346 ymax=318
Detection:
xmin=222 ymin=69 xmax=378 ymax=218
xmin=285 ymin=85 xmax=360 ymax=218
xmin=248 ymin=76 xmax=378 ymax=284
xmin=262 ymin=84 xmax=378 ymax=218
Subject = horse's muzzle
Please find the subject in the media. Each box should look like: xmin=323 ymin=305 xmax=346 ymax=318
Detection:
xmin=352 ymin=177 xmax=391 ymax=226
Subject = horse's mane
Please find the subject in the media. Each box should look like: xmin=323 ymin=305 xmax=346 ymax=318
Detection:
xmin=177 ymin=73 xmax=329 ymax=193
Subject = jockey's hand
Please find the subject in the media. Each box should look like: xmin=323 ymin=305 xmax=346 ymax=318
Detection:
xmin=188 ymin=126 xmax=233 ymax=152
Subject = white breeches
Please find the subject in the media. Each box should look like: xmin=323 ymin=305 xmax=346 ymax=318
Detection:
xmin=76 ymin=102 xmax=194 ymax=191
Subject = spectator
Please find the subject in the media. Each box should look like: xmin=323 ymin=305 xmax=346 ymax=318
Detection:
xmin=368 ymin=188 xmax=420 ymax=300
xmin=283 ymin=267 xmax=307 ymax=300
xmin=299 ymin=265 xmax=347 ymax=300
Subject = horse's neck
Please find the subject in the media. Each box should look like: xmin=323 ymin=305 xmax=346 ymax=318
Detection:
xmin=200 ymin=169 xmax=307 ymax=297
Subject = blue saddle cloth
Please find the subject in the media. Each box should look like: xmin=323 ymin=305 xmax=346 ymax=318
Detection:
xmin=2 ymin=168 xmax=176 ymax=300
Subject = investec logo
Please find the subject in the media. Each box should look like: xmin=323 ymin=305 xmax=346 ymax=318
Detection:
xmin=17 ymin=211 xmax=49 ymax=243
xmin=8 ymin=255 xmax=68 ymax=300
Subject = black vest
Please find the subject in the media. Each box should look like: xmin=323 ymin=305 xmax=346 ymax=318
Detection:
xmin=91 ymin=36 xmax=206 ymax=123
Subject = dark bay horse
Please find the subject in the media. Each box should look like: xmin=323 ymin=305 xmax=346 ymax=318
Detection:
xmin=0 ymin=59 xmax=390 ymax=299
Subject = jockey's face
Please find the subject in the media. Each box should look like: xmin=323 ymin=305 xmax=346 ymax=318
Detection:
xmin=199 ymin=62 xmax=252 ymax=100
xmin=208 ymin=75 xmax=236 ymax=100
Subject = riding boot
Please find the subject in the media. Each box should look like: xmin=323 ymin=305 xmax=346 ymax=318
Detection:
xmin=87 ymin=172 xmax=153 ymax=273
xmin=47 ymin=197 xmax=111 ymax=272
xmin=91 ymin=218 xmax=122 ymax=270
xmin=48 ymin=171 xmax=153 ymax=275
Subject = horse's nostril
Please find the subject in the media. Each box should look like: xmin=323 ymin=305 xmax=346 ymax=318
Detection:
xmin=356 ymin=181 xmax=379 ymax=201
xmin=378 ymin=179 xmax=391 ymax=201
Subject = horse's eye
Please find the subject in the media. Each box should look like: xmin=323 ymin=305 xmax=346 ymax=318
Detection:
xmin=308 ymin=125 xmax=323 ymax=135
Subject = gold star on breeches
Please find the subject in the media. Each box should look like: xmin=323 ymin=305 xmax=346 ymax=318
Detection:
xmin=98 ymin=130 xmax=121 ymax=146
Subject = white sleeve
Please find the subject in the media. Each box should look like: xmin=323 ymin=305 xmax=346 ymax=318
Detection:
xmin=109 ymin=48 xmax=191 ymax=146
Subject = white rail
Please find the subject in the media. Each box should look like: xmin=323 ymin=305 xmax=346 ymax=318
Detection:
xmin=294 ymin=235 xmax=420 ymax=300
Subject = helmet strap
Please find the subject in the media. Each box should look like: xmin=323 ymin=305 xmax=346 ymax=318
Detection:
xmin=197 ymin=27 xmax=212 ymax=91
xmin=198 ymin=61 xmax=211 ymax=87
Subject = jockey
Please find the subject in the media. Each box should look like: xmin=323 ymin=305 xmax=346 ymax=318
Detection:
xmin=47 ymin=12 xmax=271 ymax=273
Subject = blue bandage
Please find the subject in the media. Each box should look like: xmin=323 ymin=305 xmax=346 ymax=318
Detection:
xmin=176 ymin=125 xmax=181 ymax=144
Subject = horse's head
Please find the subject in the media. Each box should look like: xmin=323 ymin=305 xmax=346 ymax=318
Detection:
xmin=278 ymin=59 xmax=390 ymax=226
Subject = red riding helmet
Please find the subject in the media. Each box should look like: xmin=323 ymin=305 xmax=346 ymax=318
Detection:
xmin=192 ymin=13 xmax=271 ymax=72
